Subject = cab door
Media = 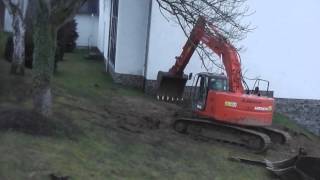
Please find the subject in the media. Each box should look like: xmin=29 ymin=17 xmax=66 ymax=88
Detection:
xmin=192 ymin=74 xmax=209 ymax=111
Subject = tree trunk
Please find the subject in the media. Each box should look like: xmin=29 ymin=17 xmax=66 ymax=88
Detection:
xmin=10 ymin=14 xmax=25 ymax=75
xmin=30 ymin=0 xmax=86 ymax=117
xmin=32 ymin=20 xmax=56 ymax=117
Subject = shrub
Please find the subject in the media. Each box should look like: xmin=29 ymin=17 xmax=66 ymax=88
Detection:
xmin=4 ymin=19 xmax=79 ymax=70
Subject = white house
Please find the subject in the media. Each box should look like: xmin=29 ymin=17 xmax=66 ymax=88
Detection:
xmin=2 ymin=0 xmax=99 ymax=48
xmin=74 ymin=0 xmax=99 ymax=47
xmin=97 ymin=0 xmax=320 ymax=100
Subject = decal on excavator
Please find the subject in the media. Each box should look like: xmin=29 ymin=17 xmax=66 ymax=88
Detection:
xmin=254 ymin=106 xmax=273 ymax=111
xmin=224 ymin=101 xmax=238 ymax=108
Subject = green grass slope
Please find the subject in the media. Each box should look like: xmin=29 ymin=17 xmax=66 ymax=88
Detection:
xmin=0 ymin=49 xmax=317 ymax=180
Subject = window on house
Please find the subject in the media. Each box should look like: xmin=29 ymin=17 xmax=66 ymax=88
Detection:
xmin=108 ymin=0 xmax=119 ymax=67
xmin=78 ymin=0 xmax=99 ymax=15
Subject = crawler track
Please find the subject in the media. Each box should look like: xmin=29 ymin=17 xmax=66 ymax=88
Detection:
xmin=174 ymin=118 xmax=272 ymax=153
xmin=174 ymin=117 xmax=292 ymax=152
xmin=250 ymin=127 xmax=291 ymax=145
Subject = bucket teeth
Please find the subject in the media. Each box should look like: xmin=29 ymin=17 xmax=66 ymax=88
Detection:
xmin=156 ymin=71 xmax=188 ymax=102
xmin=156 ymin=94 xmax=184 ymax=102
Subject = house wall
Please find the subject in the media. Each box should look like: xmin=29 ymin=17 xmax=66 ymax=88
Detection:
xmin=114 ymin=0 xmax=151 ymax=76
xmin=74 ymin=14 xmax=99 ymax=47
xmin=3 ymin=8 xmax=98 ymax=48
xmin=97 ymin=0 xmax=111 ymax=70
xmin=4 ymin=9 xmax=12 ymax=32
xmin=144 ymin=1 xmax=225 ymax=94
xmin=146 ymin=1 xmax=216 ymax=87
xmin=97 ymin=0 xmax=109 ymax=52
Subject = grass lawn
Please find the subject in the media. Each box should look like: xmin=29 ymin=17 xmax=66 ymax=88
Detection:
xmin=0 ymin=49 xmax=318 ymax=180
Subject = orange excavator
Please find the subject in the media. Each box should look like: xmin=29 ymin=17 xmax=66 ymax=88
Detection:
xmin=157 ymin=16 xmax=290 ymax=152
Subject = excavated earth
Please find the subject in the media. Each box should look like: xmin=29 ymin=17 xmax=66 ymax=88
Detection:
xmin=95 ymin=95 xmax=320 ymax=159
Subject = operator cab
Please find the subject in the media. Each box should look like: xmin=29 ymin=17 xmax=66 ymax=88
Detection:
xmin=192 ymin=73 xmax=228 ymax=110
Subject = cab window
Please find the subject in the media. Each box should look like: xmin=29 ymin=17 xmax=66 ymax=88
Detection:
xmin=209 ymin=78 xmax=228 ymax=91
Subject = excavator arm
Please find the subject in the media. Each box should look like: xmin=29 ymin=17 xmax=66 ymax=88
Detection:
xmin=157 ymin=16 xmax=244 ymax=100
xmin=200 ymin=28 xmax=244 ymax=93
xmin=167 ymin=17 xmax=205 ymax=76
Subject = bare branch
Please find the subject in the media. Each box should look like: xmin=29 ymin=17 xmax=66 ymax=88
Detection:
xmin=49 ymin=0 xmax=87 ymax=28
xmin=155 ymin=0 xmax=253 ymax=72
xmin=2 ymin=0 xmax=26 ymax=19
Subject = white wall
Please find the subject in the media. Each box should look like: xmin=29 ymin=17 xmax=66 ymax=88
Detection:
xmin=97 ymin=0 xmax=105 ymax=51
xmin=75 ymin=14 xmax=99 ymax=47
xmin=146 ymin=1 xmax=216 ymax=86
xmin=147 ymin=0 xmax=320 ymax=99
xmin=97 ymin=0 xmax=111 ymax=53
xmin=114 ymin=0 xmax=151 ymax=76
xmin=97 ymin=0 xmax=111 ymax=70
xmin=4 ymin=9 xmax=12 ymax=32
xmin=4 ymin=9 xmax=98 ymax=48
xmin=4 ymin=0 xmax=29 ymax=32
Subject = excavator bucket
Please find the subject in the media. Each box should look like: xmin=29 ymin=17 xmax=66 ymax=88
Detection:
xmin=266 ymin=155 xmax=320 ymax=180
xmin=156 ymin=71 xmax=188 ymax=101
xmin=230 ymin=151 xmax=320 ymax=180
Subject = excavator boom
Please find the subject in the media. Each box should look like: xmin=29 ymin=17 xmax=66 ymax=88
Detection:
xmin=156 ymin=17 xmax=205 ymax=100
xmin=157 ymin=16 xmax=244 ymax=100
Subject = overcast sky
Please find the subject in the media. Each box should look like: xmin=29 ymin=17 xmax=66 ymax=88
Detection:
xmin=241 ymin=0 xmax=320 ymax=99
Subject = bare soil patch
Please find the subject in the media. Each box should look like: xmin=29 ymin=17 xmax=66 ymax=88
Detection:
xmin=0 ymin=106 xmax=81 ymax=138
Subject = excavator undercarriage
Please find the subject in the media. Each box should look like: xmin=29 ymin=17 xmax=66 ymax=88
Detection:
xmin=174 ymin=117 xmax=291 ymax=152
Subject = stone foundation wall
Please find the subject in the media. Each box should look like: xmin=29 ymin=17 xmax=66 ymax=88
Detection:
xmin=275 ymin=98 xmax=320 ymax=135
xmin=107 ymin=63 xmax=144 ymax=89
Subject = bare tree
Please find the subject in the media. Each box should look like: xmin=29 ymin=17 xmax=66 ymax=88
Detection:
xmin=155 ymin=0 xmax=253 ymax=70
xmin=2 ymin=0 xmax=27 ymax=75
xmin=30 ymin=0 xmax=86 ymax=116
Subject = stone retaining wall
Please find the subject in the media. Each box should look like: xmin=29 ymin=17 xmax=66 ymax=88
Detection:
xmin=275 ymin=98 xmax=320 ymax=135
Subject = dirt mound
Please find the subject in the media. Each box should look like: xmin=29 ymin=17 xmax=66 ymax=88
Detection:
xmin=117 ymin=115 xmax=161 ymax=133
xmin=104 ymin=96 xmax=179 ymax=133
xmin=0 ymin=107 xmax=81 ymax=138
